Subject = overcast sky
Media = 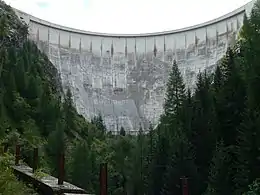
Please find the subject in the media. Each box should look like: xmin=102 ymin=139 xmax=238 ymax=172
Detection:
xmin=4 ymin=0 xmax=251 ymax=34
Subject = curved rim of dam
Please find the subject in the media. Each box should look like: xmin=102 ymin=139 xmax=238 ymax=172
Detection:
xmin=15 ymin=0 xmax=254 ymax=38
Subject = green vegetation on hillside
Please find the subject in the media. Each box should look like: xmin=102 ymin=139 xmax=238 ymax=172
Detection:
xmin=2 ymin=0 xmax=260 ymax=194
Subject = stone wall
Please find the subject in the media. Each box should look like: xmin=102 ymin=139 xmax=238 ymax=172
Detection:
xmin=14 ymin=1 xmax=255 ymax=134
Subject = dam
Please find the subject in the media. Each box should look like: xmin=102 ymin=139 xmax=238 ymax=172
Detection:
xmin=14 ymin=1 xmax=255 ymax=134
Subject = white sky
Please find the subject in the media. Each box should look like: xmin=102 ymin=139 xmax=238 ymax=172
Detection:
xmin=4 ymin=0 xmax=251 ymax=34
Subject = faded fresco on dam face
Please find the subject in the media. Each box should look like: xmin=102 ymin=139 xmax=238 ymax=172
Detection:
xmin=14 ymin=1 xmax=255 ymax=134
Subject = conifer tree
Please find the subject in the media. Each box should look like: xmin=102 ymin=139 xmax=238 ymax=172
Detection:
xmin=119 ymin=126 xmax=126 ymax=136
xmin=232 ymin=3 xmax=260 ymax=193
xmin=205 ymin=140 xmax=231 ymax=195
xmin=189 ymin=72 xmax=216 ymax=193
xmin=69 ymin=141 xmax=94 ymax=191
xmin=146 ymin=126 xmax=170 ymax=195
xmin=163 ymin=60 xmax=186 ymax=120
xmin=213 ymin=66 xmax=223 ymax=93
xmin=180 ymin=88 xmax=193 ymax=138
xmin=161 ymin=129 xmax=198 ymax=195
xmin=63 ymin=88 xmax=78 ymax=137
xmin=91 ymin=113 xmax=107 ymax=133
xmin=46 ymin=119 xmax=66 ymax=176
xmin=214 ymin=48 xmax=246 ymax=145
xmin=143 ymin=124 xmax=157 ymax=194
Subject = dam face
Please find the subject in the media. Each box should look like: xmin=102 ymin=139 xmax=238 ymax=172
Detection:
xmin=14 ymin=1 xmax=255 ymax=134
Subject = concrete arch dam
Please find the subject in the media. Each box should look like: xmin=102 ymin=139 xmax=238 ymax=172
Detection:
xmin=14 ymin=1 xmax=255 ymax=134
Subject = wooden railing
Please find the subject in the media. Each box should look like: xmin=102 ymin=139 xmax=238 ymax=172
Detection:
xmin=1 ymin=143 xmax=108 ymax=195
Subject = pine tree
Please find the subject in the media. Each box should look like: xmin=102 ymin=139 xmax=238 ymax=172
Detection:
xmin=146 ymin=126 xmax=170 ymax=195
xmin=69 ymin=141 xmax=94 ymax=191
xmin=161 ymin=129 xmax=198 ymax=195
xmin=189 ymin=71 xmax=216 ymax=193
xmin=233 ymin=3 xmax=260 ymax=192
xmin=214 ymin=48 xmax=246 ymax=145
xmin=91 ymin=113 xmax=107 ymax=133
xmin=163 ymin=60 xmax=186 ymax=120
xmin=128 ymin=124 xmax=146 ymax=195
xmin=205 ymin=140 xmax=231 ymax=195
xmin=233 ymin=104 xmax=260 ymax=194
xmin=26 ymin=75 xmax=41 ymax=100
xmin=119 ymin=126 xmax=126 ymax=136
xmin=0 ymin=48 xmax=7 ymax=79
xmin=63 ymin=88 xmax=76 ymax=137
xmin=14 ymin=56 xmax=27 ymax=96
xmin=46 ymin=119 xmax=66 ymax=176
xmin=213 ymin=66 xmax=223 ymax=92
xmin=143 ymin=124 xmax=157 ymax=194
xmin=181 ymin=88 xmax=193 ymax=138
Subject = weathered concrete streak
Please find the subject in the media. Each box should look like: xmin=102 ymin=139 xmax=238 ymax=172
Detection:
xmin=14 ymin=1 xmax=256 ymax=134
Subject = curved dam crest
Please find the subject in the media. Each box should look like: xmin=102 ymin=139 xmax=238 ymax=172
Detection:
xmin=14 ymin=0 xmax=255 ymax=134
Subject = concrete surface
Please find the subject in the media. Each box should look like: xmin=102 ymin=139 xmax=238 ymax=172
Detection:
xmin=14 ymin=0 xmax=256 ymax=134
xmin=12 ymin=164 xmax=86 ymax=193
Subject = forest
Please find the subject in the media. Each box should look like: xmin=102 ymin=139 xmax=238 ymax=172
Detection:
xmin=1 ymin=0 xmax=260 ymax=194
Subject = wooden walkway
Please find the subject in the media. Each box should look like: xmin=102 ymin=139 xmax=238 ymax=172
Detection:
xmin=2 ymin=144 xmax=107 ymax=195
xmin=11 ymin=162 xmax=92 ymax=195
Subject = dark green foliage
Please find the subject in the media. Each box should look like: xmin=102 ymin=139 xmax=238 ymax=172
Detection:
xmin=2 ymin=0 xmax=260 ymax=194
xmin=205 ymin=140 xmax=231 ymax=195
xmin=161 ymin=129 xmax=198 ymax=195
xmin=119 ymin=126 xmax=126 ymax=136
xmin=163 ymin=60 xmax=186 ymax=122
xmin=91 ymin=113 xmax=107 ymax=132
xmin=244 ymin=179 xmax=260 ymax=195
xmin=68 ymin=141 xmax=96 ymax=191
xmin=0 ymin=152 xmax=36 ymax=195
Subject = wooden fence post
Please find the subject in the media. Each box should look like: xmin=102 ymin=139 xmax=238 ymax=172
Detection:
xmin=3 ymin=143 xmax=8 ymax=153
xmin=32 ymin=148 xmax=38 ymax=173
xmin=0 ymin=143 xmax=8 ymax=154
xmin=15 ymin=145 xmax=21 ymax=166
xmin=180 ymin=176 xmax=189 ymax=195
xmin=58 ymin=153 xmax=65 ymax=185
xmin=100 ymin=163 xmax=108 ymax=195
